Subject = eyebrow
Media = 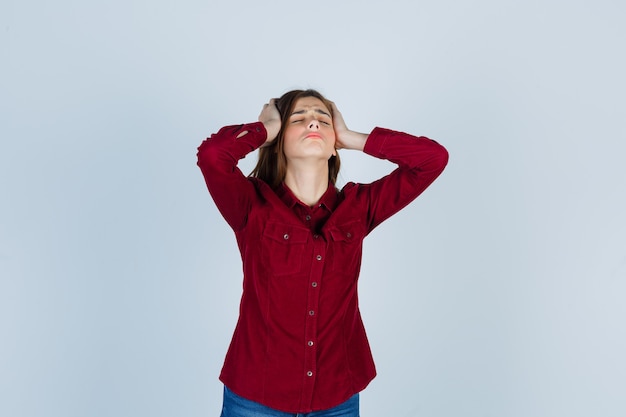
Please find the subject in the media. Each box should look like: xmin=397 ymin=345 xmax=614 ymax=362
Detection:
xmin=290 ymin=108 xmax=331 ymax=118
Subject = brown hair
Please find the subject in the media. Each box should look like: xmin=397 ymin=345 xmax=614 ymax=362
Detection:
xmin=250 ymin=89 xmax=341 ymax=189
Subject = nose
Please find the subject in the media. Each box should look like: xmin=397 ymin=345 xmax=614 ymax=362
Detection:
xmin=308 ymin=119 xmax=320 ymax=130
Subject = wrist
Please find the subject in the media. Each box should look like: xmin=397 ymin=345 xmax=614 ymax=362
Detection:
xmin=340 ymin=130 xmax=368 ymax=151
xmin=262 ymin=120 xmax=281 ymax=143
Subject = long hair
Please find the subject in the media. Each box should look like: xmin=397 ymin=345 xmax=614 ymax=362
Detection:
xmin=250 ymin=89 xmax=341 ymax=189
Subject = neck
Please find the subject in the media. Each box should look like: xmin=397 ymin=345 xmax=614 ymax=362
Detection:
xmin=284 ymin=161 xmax=329 ymax=207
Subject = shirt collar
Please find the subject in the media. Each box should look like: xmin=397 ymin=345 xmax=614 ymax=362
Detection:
xmin=276 ymin=182 xmax=339 ymax=212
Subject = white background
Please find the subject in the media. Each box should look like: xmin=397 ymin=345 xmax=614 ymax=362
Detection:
xmin=1 ymin=1 xmax=625 ymax=416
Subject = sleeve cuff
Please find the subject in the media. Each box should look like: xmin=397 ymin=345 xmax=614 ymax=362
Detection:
xmin=363 ymin=127 xmax=393 ymax=158
xmin=236 ymin=121 xmax=267 ymax=149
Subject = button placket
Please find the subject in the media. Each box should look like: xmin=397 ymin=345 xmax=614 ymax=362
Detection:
xmin=301 ymin=231 xmax=325 ymax=406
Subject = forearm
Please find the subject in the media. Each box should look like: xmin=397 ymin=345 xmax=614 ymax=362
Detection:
xmin=338 ymin=130 xmax=368 ymax=151
xmin=357 ymin=128 xmax=448 ymax=231
xmin=363 ymin=127 xmax=448 ymax=172
xmin=197 ymin=122 xmax=267 ymax=230
xmin=197 ymin=122 xmax=267 ymax=171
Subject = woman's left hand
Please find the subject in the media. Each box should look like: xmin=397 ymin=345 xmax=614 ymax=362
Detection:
xmin=331 ymin=102 xmax=367 ymax=151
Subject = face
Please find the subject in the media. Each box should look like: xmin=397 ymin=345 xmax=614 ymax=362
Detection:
xmin=283 ymin=96 xmax=336 ymax=162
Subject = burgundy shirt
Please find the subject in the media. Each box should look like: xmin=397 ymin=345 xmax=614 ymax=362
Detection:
xmin=197 ymin=122 xmax=448 ymax=413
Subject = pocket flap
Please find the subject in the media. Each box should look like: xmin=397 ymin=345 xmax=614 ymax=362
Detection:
xmin=263 ymin=221 xmax=309 ymax=244
xmin=329 ymin=223 xmax=358 ymax=242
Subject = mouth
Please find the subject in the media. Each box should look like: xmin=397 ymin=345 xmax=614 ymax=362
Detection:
xmin=305 ymin=133 xmax=323 ymax=139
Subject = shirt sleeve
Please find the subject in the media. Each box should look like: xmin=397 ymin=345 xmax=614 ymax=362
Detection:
xmin=197 ymin=122 xmax=267 ymax=231
xmin=358 ymin=127 xmax=449 ymax=233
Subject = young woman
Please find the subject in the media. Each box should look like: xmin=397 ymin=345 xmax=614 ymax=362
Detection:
xmin=197 ymin=89 xmax=448 ymax=416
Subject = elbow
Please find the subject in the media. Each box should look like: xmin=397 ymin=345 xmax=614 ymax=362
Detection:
xmin=432 ymin=142 xmax=449 ymax=174
xmin=196 ymin=138 xmax=222 ymax=175
xmin=197 ymin=138 xmax=218 ymax=164
xmin=440 ymin=145 xmax=450 ymax=170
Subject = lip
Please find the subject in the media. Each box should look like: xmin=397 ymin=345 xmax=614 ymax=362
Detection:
xmin=305 ymin=133 xmax=323 ymax=139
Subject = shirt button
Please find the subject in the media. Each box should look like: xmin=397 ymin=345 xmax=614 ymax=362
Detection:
xmin=308 ymin=340 xmax=314 ymax=347
xmin=313 ymin=234 xmax=319 ymax=239
xmin=316 ymin=255 xmax=322 ymax=261
xmin=346 ymin=232 xmax=352 ymax=238
xmin=305 ymin=215 xmax=311 ymax=221
xmin=309 ymin=310 xmax=315 ymax=316
xmin=283 ymin=234 xmax=289 ymax=240
xmin=307 ymin=371 xmax=313 ymax=377
xmin=311 ymin=282 xmax=318 ymax=288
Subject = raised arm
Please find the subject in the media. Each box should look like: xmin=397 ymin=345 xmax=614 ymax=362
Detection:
xmin=196 ymin=99 xmax=282 ymax=231
xmin=330 ymin=101 xmax=448 ymax=232
xmin=360 ymin=126 xmax=449 ymax=232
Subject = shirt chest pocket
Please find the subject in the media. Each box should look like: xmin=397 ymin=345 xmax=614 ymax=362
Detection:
xmin=327 ymin=221 xmax=365 ymax=275
xmin=261 ymin=221 xmax=310 ymax=276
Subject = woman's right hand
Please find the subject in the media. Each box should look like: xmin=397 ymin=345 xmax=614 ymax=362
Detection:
xmin=258 ymin=98 xmax=281 ymax=146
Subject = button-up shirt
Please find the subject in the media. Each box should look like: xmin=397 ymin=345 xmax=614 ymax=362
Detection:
xmin=197 ymin=122 xmax=448 ymax=413
xmin=275 ymin=183 xmax=337 ymax=235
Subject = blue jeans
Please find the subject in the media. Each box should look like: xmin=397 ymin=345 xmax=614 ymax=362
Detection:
xmin=220 ymin=386 xmax=360 ymax=417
